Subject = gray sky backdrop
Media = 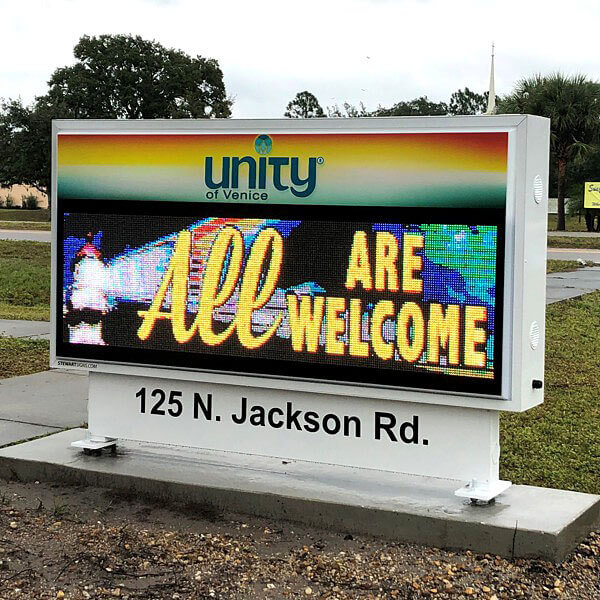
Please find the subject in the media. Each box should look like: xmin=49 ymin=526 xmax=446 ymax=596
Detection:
xmin=1 ymin=0 xmax=598 ymax=117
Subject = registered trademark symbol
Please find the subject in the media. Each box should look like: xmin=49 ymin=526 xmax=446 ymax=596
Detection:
xmin=317 ymin=157 xmax=324 ymax=165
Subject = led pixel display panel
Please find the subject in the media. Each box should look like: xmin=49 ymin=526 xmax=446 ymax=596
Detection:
xmin=58 ymin=205 xmax=503 ymax=395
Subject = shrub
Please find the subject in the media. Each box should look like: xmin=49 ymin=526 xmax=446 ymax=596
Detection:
xmin=566 ymin=184 xmax=583 ymax=216
xmin=21 ymin=194 xmax=39 ymax=210
xmin=5 ymin=194 xmax=14 ymax=208
xmin=567 ymin=196 xmax=583 ymax=216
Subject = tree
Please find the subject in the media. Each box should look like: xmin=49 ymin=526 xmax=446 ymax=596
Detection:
xmin=0 ymin=98 xmax=56 ymax=196
xmin=448 ymin=87 xmax=488 ymax=115
xmin=327 ymin=102 xmax=368 ymax=118
xmin=498 ymin=73 xmax=600 ymax=230
xmin=44 ymin=35 xmax=231 ymax=119
xmin=372 ymin=96 xmax=448 ymax=117
xmin=0 ymin=35 xmax=232 ymax=203
xmin=284 ymin=91 xmax=324 ymax=118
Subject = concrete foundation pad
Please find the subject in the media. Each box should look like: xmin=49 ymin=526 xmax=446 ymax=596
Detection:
xmin=0 ymin=429 xmax=598 ymax=562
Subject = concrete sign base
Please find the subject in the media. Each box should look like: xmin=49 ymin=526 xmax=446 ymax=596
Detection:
xmin=80 ymin=372 xmax=511 ymax=501
xmin=1 ymin=428 xmax=598 ymax=563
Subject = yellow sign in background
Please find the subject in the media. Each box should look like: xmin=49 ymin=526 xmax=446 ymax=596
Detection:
xmin=584 ymin=182 xmax=600 ymax=208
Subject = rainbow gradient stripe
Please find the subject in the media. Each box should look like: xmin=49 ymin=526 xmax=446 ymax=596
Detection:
xmin=57 ymin=132 xmax=508 ymax=207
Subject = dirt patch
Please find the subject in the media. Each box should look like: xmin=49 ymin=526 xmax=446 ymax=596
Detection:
xmin=0 ymin=479 xmax=598 ymax=599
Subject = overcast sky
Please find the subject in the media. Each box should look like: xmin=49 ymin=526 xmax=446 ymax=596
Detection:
xmin=1 ymin=0 xmax=599 ymax=118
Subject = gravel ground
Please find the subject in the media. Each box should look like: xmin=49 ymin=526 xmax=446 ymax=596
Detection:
xmin=0 ymin=479 xmax=598 ymax=599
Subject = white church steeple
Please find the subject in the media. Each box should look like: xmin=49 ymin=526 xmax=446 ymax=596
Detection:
xmin=485 ymin=43 xmax=496 ymax=115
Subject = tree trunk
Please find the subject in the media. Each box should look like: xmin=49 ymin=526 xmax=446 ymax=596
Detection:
xmin=584 ymin=210 xmax=594 ymax=232
xmin=556 ymin=157 xmax=567 ymax=231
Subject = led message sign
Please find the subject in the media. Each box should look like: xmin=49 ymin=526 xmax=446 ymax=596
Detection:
xmin=52 ymin=120 xmax=555 ymax=408
xmin=58 ymin=203 xmax=503 ymax=395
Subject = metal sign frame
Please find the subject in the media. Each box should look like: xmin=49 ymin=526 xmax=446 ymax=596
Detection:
xmin=51 ymin=115 xmax=549 ymax=413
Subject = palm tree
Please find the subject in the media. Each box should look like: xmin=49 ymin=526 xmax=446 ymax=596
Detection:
xmin=499 ymin=74 xmax=600 ymax=230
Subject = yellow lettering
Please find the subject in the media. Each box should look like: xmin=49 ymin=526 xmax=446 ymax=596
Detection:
xmin=402 ymin=234 xmax=424 ymax=294
xmin=345 ymin=231 xmax=372 ymax=290
xmin=325 ymin=297 xmax=346 ymax=355
xmin=396 ymin=302 xmax=425 ymax=363
xmin=375 ymin=232 xmax=399 ymax=291
xmin=348 ymin=298 xmax=369 ymax=357
xmin=427 ymin=303 xmax=460 ymax=365
xmin=287 ymin=295 xmax=325 ymax=352
xmin=371 ymin=300 xmax=394 ymax=360
xmin=196 ymin=226 xmax=243 ymax=346
xmin=464 ymin=306 xmax=488 ymax=368
xmin=137 ymin=230 xmax=195 ymax=343
xmin=236 ymin=228 xmax=284 ymax=349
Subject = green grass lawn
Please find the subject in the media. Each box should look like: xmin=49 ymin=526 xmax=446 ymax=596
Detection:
xmin=0 ymin=240 xmax=50 ymax=321
xmin=546 ymin=260 xmax=586 ymax=273
xmin=500 ymin=290 xmax=600 ymax=494
xmin=548 ymin=236 xmax=600 ymax=249
xmin=0 ymin=336 xmax=49 ymax=379
xmin=548 ymin=214 xmax=589 ymax=232
xmin=0 ymin=208 xmax=50 ymax=222
xmin=0 ymin=221 xmax=51 ymax=231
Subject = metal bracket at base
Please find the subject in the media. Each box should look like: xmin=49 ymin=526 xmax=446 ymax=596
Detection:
xmin=71 ymin=435 xmax=117 ymax=456
xmin=455 ymin=479 xmax=512 ymax=503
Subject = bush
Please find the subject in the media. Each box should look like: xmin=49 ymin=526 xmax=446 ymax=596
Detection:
xmin=5 ymin=194 xmax=14 ymax=209
xmin=0 ymin=196 xmax=4 ymax=208
xmin=567 ymin=196 xmax=583 ymax=216
xmin=21 ymin=194 xmax=39 ymax=210
xmin=566 ymin=188 xmax=583 ymax=216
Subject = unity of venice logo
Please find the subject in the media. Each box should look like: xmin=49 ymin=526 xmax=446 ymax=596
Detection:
xmin=203 ymin=133 xmax=322 ymax=199
xmin=255 ymin=134 xmax=273 ymax=155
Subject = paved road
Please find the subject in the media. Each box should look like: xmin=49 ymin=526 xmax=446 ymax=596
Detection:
xmin=0 ymin=319 xmax=50 ymax=340
xmin=547 ymin=248 xmax=600 ymax=262
xmin=0 ymin=229 xmax=50 ymax=242
xmin=547 ymin=231 xmax=600 ymax=237
xmin=0 ymin=220 xmax=48 ymax=224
